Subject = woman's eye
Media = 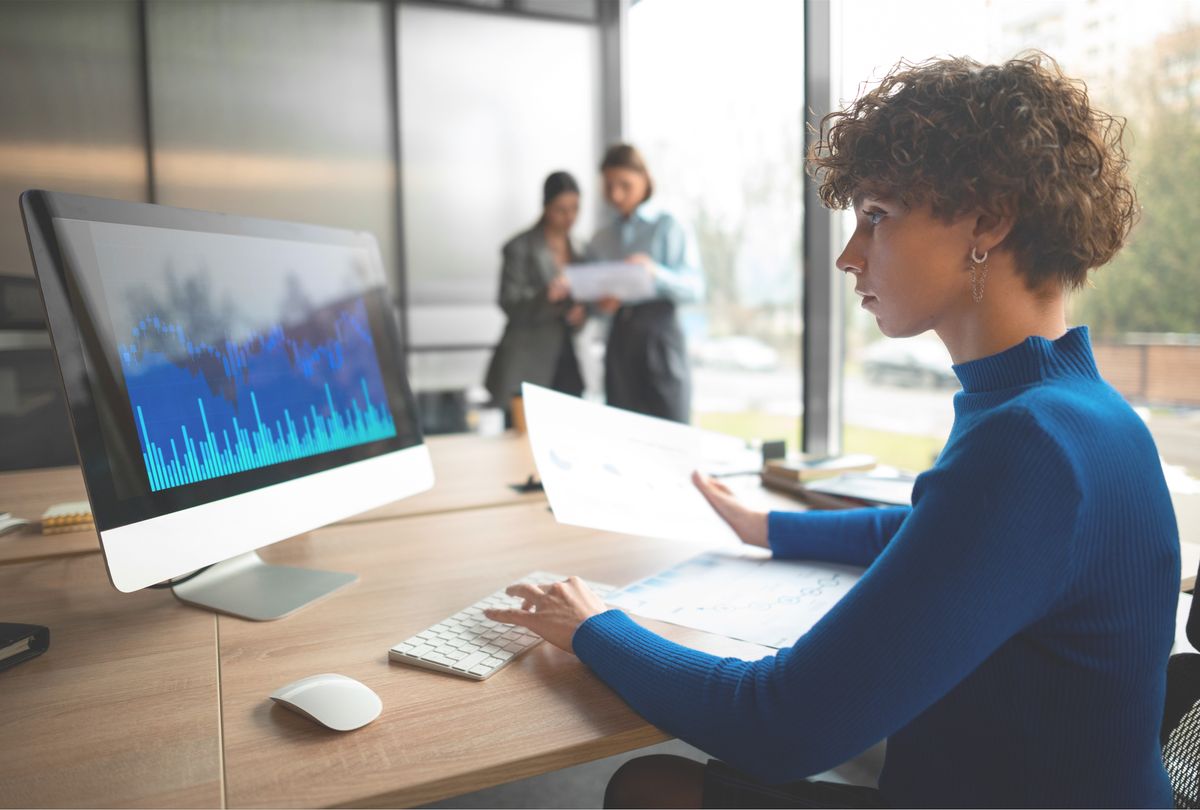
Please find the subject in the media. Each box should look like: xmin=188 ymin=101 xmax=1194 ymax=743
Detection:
xmin=864 ymin=209 xmax=885 ymax=226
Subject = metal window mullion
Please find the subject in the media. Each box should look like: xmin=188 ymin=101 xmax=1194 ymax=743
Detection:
xmin=801 ymin=0 xmax=842 ymax=457
xmin=598 ymin=0 xmax=626 ymax=145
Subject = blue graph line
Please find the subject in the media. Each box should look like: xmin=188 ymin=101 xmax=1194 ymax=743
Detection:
xmin=119 ymin=297 xmax=396 ymax=492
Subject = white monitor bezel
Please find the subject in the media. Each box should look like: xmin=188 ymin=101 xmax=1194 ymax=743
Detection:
xmin=101 ymin=444 xmax=433 ymax=592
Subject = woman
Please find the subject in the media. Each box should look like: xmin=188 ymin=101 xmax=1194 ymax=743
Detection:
xmin=585 ymin=144 xmax=703 ymax=423
xmin=485 ymin=55 xmax=1180 ymax=808
xmin=485 ymin=171 xmax=587 ymax=415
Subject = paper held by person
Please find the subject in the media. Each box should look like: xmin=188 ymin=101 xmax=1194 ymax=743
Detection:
xmin=522 ymin=383 xmax=761 ymax=546
xmin=563 ymin=262 xmax=655 ymax=302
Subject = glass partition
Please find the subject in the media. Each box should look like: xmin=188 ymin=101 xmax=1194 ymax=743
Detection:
xmin=146 ymin=1 xmax=397 ymax=289
xmin=399 ymin=2 xmax=603 ymax=399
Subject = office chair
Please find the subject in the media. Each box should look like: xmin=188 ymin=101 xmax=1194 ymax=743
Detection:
xmin=1163 ymin=564 xmax=1200 ymax=808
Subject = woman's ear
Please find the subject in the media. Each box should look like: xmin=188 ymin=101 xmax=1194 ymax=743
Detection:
xmin=973 ymin=206 xmax=1016 ymax=254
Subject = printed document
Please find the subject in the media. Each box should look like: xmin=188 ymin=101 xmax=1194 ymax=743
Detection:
xmin=564 ymin=262 xmax=655 ymax=302
xmin=608 ymin=551 xmax=864 ymax=649
xmin=522 ymin=384 xmax=761 ymax=546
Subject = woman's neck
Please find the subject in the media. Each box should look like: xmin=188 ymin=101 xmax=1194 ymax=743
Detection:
xmin=936 ymin=266 xmax=1067 ymax=365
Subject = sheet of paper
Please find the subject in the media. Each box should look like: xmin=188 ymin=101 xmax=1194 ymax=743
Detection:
xmin=607 ymin=551 xmax=864 ymax=649
xmin=522 ymin=384 xmax=761 ymax=546
xmin=564 ymin=262 xmax=655 ymax=302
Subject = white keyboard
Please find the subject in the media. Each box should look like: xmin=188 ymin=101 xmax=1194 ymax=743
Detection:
xmin=388 ymin=571 xmax=615 ymax=681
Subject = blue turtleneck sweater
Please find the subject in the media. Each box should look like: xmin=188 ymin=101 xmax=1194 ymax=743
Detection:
xmin=574 ymin=327 xmax=1179 ymax=808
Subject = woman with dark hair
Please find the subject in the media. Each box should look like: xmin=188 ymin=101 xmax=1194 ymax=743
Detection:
xmin=484 ymin=55 xmax=1179 ymax=807
xmin=585 ymin=143 xmax=703 ymax=423
xmin=485 ymin=171 xmax=587 ymax=415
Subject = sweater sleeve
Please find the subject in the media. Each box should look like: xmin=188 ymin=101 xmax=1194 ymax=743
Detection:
xmin=768 ymin=506 xmax=911 ymax=567
xmin=574 ymin=408 xmax=1081 ymax=784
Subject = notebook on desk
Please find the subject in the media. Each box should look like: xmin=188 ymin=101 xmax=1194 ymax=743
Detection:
xmin=761 ymin=468 xmax=915 ymax=509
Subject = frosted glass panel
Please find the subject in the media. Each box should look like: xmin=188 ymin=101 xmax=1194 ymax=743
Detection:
xmin=0 ymin=1 xmax=146 ymax=279
xmin=399 ymin=3 xmax=602 ymax=347
xmin=147 ymin=1 xmax=396 ymax=289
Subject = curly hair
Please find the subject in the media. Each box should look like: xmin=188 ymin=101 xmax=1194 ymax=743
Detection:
xmin=808 ymin=53 xmax=1137 ymax=290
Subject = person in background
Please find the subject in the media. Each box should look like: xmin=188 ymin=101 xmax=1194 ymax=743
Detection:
xmin=585 ymin=144 xmax=703 ymax=423
xmin=485 ymin=171 xmax=587 ymax=418
xmin=485 ymin=54 xmax=1179 ymax=808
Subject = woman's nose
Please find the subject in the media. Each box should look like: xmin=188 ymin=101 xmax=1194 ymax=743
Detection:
xmin=836 ymin=245 xmax=863 ymax=276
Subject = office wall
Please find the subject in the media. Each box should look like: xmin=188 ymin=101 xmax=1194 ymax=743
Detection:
xmin=146 ymin=1 xmax=398 ymax=289
xmin=0 ymin=0 xmax=614 ymax=462
xmin=0 ymin=1 xmax=148 ymax=279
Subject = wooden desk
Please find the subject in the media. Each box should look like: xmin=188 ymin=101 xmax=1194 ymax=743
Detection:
xmin=0 ymin=432 xmax=544 ymax=567
xmin=350 ymin=431 xmax=542 ymax=523
xmin=0 ymin=553 xmax=222 ymax=808
xmin=219 ymin=502 xmax=765 ymax=808
xmin=0 ymin=465 xmax=97 ymax=565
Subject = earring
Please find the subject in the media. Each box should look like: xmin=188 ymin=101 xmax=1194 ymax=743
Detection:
xmin=969 ymin=247 xmax=989 ymax=303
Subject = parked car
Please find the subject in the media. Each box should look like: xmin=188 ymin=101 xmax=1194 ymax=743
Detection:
xmin=690 ymin=335 xmax=780 ymax=372
xmin=860 ymin=336 xmax=957 ymax=388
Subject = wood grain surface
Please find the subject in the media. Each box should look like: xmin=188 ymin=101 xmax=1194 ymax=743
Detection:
xmin=0 ymin=553 xmax=222 ymax=808
xmin=219 ymin=502 xmax=769 ymax=808
xmin=0 ymin=465 xmax=99 ymax=565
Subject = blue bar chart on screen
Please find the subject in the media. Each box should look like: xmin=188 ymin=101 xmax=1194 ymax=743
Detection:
xmin=119 ymin=296 xmax=396 ymax=491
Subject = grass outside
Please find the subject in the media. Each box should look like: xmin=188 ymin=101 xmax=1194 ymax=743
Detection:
xmin=696 ymin=410 xmax=944 ymax=473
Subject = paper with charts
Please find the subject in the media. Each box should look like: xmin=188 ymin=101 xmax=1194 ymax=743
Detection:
xmin=563 ymin=262 xmax=655 ymax=302
xmin=522 ymin=383 xmax=762 ymax=546
xmin=607 ymin=551 xmax=864 ymax=649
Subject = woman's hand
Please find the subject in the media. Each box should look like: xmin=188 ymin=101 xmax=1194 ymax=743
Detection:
xmin=626 ymin=252 xmax=659 ymax=281
xmin=565 ymin=303 xmax=587 ymax=328
xmin=547 ymin=274 xmax=571 ymax=303
xmin=596 ymin=295 xmax=622 ymax=315
xmin=692 ymin=471 xmax=770 ymax=549
xmin=483 ymin=577 xmax=609 ymax=654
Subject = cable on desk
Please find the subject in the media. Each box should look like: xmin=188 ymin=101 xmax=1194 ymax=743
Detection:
xmin=147 ymin=565 xmax=214 ymax=589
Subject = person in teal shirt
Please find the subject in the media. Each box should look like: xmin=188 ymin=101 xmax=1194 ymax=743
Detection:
xmin=584 ymin=144 xmax=703 ymax=423
xmin=486 ymin=55 xmax=1178 ymax=808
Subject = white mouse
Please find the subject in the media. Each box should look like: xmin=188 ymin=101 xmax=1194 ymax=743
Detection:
xmin=269 ymin=673 xmax=382 ymax=731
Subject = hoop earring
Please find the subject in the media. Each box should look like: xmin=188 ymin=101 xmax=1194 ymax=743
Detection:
xmin=969 ymin=247 xmax=989 ymax=303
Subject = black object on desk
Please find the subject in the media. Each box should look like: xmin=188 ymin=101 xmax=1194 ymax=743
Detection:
xmin=509 ymin=474 xmax=544 ymax=494
xmin=761 ymin=439 xmax=787 ymax=462
xmin=0 ymin=623 xmax=49 ymax=673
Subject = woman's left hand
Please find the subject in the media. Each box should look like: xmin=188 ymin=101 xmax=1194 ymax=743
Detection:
xmin=483 ymin=576 xmax=609 ymax=654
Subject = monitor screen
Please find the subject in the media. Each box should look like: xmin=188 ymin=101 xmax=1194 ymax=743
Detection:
xmin=22 ymin=191 xmax=429 ymax=592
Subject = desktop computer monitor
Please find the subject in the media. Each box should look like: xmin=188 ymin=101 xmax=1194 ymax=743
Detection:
xmin=20 ymin=190 xmax=434 ymax=619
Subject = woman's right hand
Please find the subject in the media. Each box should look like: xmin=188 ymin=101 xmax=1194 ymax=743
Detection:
xmin=692 ymin=471 xmax=769 ymax=549
xmin=547 ymin=275 xmax=571 ymax=303
xmin=596 ymin=295 xmax=621 ymax=315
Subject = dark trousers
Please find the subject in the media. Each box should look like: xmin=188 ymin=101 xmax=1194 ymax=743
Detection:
xmin=702 ymin=760 xmax=885 ymax=809
xmin=550 ymin=328 xmax=585 ymax=397
xmin=605 ymin=300 xmax=690 ymax=424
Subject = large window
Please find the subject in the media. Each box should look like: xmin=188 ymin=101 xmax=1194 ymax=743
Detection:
xmin=628 ymin=0 xmax=804 ymax=446
xmin=835 ymin=0 xmax=1200 ymax=480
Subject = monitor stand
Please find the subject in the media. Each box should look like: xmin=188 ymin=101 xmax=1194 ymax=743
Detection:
xmin=172 ymin=551 xmax=357 ymax=621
